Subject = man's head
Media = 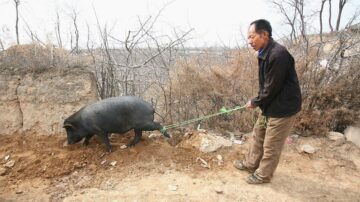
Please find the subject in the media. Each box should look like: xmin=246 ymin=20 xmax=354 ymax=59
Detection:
xmin=248 ymin=19 xmax=272 ymax=51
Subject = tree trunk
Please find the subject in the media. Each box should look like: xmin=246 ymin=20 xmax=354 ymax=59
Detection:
xmin=328 ymin=0 xmax=334 ymax=32
xmin=14 ymin=0 xmax=20 ymax=45
xmin=336 ymin=0 xmax=347 ymax=31
xmin=320 ymin=0 xmax=326 ymax=42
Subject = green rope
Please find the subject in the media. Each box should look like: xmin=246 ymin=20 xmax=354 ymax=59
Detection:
xmin=160 ymin=105 xmax=246 ymax=134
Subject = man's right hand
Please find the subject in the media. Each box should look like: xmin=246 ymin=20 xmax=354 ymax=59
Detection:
xmin=246 ymin=100 xmax=256 ymax=109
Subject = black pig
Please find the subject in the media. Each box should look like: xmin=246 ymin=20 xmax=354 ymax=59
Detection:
xmin=63 ymin=96 xmax=169 ymax=152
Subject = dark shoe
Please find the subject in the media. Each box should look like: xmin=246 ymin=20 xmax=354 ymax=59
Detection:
xmin=245 ymin=173 xmax=269 ymax=184
xmin=233 ymin=160 xmax=255 ymax=173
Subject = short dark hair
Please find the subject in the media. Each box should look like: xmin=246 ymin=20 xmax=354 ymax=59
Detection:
xmin=250 ymin=19 xmax=272 ymax=37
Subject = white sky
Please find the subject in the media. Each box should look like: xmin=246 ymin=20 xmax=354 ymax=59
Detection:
xmin=0 ymin=0 xmax=359 ymax=48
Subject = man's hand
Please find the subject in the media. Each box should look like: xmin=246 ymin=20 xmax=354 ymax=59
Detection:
xmin=246 ymin=100 xmax=256 ymax=109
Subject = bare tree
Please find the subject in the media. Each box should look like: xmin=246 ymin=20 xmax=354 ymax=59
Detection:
xmin=21 ymin=15 xmax=45 ymax=45
xmin=294 ymin=0 xmax=309 ymax=51
xmin=319 ymin=0 xmax=327 ymax=42
xmin=90 ymin=3 xmax=192 ymax=100
xmin=13 ymin=0 xmax=20 ymax=45
xmin=272 ymin=0 xmax=308 ymax=50
xmin=271 ymin=0 xmax=298 ymax=44
xmin=0 ymin=38 xmax=4 ymax=51
xmin=55 ymin=10 xmax=63 ymax=48
xmin=328 ymin=0 xmax=334 ymax=32
xmin=70 ymin=9 xmax=80 ymax=54
xmin=335 ymin=0 xmax=348 ymax=31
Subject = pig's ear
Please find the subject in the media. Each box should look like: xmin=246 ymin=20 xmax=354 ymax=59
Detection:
xmin=63 ymin=123 xmax=75 ymax=129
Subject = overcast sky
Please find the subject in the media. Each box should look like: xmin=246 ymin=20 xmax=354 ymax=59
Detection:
xmin=0 ymin=0 xmax=359 ymax=48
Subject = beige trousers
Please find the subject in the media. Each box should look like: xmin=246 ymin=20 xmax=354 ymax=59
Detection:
xmin=244 ymin=113 xmax=297 ymax=181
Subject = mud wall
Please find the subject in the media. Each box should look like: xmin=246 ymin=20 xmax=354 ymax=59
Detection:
xmin=0 ymin=67 xmax=99 ymax=135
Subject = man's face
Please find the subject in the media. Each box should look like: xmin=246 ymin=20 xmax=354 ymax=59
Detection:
xmin=247 ymin=24 xmax=268 ymax=51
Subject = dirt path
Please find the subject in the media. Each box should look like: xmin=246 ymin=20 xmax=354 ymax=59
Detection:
xmin=1 ymin=132 xmax=359 ymax=201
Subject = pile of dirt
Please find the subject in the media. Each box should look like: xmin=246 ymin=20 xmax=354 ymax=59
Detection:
xmin=1 ymin=131 xmax=359 ymax=201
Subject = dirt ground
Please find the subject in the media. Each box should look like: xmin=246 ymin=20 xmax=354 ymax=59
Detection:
xmin=0 ymin=131 xmax=360 ymax=202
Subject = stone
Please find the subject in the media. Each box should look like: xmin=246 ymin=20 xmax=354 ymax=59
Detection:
xmin=199 ymin=133 xmax=232 ymax=153
xmin=110 ymin=161 xmax=117 ymax=166
xmin=183 ymin=132 xmax=193 ymax=139
xmin=120 ymin=145 xmax=127 ymax=149
xmin=344 ymin=126 xmax=360 ymax=148
xmin=233 ymin=140 xmax=244 ymax=145
xmin=4 ymin=160 xmax=15 ymax=168
xmin=197 ymin=129 xmax=207 ymax=133
xmin=4 ymin=155 xmax=10 ymax=161
xmin=63 ymin=141 xmax=68 ymax=147
xmin=224 ymin=131 xmax=235 ymax=141
xmin=327 ymin=131 xmax=345 ymax=141
xmin=214 ymin=187 xmax=223 ymax=194
xmin=148 ymin=132 xmax=161 ymax=139
xmin=178 ymin=132 xmax=233 ymax=153
xmin=217 ymin=155 xmax=224 ymax=166
xmin=168 ymin=185 xmax=178 ymax=191
xmin=301 ymin=144 xmax=316 ymax=154
xmin=196 ymin=157 xmax=210 ymax=168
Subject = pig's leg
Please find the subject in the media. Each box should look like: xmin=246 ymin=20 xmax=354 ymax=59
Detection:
xmin=83 ymin=134 xmax=94 ymax=146
xmin=127 ymin=129 xmax=142 ymax=147
xmin=98 ymin=133 xmax=112 ymax=152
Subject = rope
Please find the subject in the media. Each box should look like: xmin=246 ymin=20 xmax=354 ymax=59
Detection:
xmin=160 ymin=105 xmax=247 ymax=134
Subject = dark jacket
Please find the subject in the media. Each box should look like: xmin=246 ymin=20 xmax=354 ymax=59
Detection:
xmin=251 ymin=39 xmax=302 ymax=118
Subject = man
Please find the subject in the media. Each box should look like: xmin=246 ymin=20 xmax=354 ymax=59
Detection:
xmin=233 ymin=19 xmax=302 ymax=184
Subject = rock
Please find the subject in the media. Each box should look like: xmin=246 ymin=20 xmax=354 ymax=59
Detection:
xmin=179 ymin=132 xmax=233 ymax=153
xmin=63 ymin=141 xmax=69 ymax=147
xmin=74 ymin=162 xmax=83 ymax=169
xmin=0 ymin=167 xmax=6 ymax=176
xmin=196 ymin=157 xmax=210 ymax=168
xmin=224 ymin=131 xmax=235 ymax=141
xmin=100 ymin=179 xmax=116 ymax=190
xmin=217 ymin=155 xmax=224 ymax=166
xmin=286 ymin=134 xmax=299 ymax=144
xmin=214 ymin=187 xmax=223 ymax=194
xmin=233 ymin=140 xmax=244 ymax=145
xmin=301 ymin=144 xmax=316 ymax=154
xmin=345 ymin=126 xmax=360 ymax=148
xmin=16 ymin=190 xmax=23 ymax=194
xmin=100 ymin=160 xmax=106 ymax=165
xmin=199 ymin=133 xmax=232 ymax=153
xmin=197 ymin=129 xmax=207 ymax=133
xmin=4 ymin=160 xmax=15 ymax=168
xmin=148 ymin=132 xmax=161 ymax=139
xmin=183 ymin=132 xmax=193 ymax=139
xmin=110 ymin=161 xmax=117 ymax=166
xmin=334 ymin=138 xmax=346 ymax=146
xmin=120 ymin=145 xmax=127 ymax=149
xmin=327 ymin=131 xmax=345 ymax=141
xmin=168 ymin=185 xmax=178 ymax=191
xmin=4 ymin=155 xmax=10 ymax=161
